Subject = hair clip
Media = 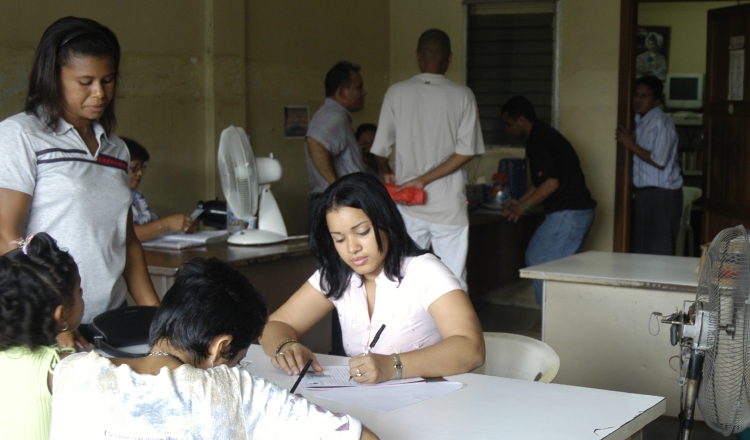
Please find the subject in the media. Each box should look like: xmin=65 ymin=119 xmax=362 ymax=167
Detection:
xmin=11 ymin=234 xmax=35 ymax=255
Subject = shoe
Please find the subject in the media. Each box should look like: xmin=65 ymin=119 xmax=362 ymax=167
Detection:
xmin=529 ymin=314 xmax=542 ymax=333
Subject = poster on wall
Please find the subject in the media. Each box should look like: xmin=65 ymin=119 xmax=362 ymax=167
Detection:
xmin=284 ymin=106 xmax=309 ymax=138
xmin=635 ymin=26 xmax=671 ymax=81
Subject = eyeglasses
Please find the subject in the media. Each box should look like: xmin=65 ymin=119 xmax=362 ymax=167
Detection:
xmin=130 ymin=164 xmax=147 ymax=173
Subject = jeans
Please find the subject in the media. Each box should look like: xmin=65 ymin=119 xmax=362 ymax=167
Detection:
xmin=527 ymin=209 xmax=595 ymax=306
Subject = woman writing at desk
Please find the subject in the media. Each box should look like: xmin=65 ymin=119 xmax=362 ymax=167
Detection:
xmin=260 ymin=173 xmax=485 ymax=384
xmin=0 ymin=17 xmax=159 ymax=346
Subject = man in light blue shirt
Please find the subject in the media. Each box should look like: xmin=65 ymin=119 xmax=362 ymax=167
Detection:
xmin=305 ymin=61 xmax=368 ymax=197
xmin=617 ymin=75 xmax=683 ymax=255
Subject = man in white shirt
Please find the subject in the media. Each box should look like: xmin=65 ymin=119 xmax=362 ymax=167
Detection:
xmin=370 ymin=29 xmax=485 ymax=290
xmin=616 ymin=75 xmax=683 ymax=255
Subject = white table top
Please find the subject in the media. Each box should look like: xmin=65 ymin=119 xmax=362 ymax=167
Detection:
xmin=243 ymin=344 xmax=665 ymax=440
xmin=520 ymin=251 xmax=700 ymax=292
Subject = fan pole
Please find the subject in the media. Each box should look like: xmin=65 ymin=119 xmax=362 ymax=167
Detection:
xmin=679 ymin=351 xmax=704 ymax=440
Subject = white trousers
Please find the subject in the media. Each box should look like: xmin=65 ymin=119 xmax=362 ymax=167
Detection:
xmin=398 ymin=207 xmax=469 ymax=292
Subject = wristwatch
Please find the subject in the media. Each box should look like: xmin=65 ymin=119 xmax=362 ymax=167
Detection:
xmin=392 ymin=353 xmax=402 ymax=380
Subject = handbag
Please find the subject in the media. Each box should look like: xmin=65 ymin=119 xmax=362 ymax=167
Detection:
xmin=91 ymin=306 xmax=158 ymax=358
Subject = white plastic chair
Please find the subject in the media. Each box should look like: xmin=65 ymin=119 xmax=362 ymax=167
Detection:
xmin=473 ymin=332 xmax=560 ymax=383
xmin=675 ymin=186 xmax=702 ymax=257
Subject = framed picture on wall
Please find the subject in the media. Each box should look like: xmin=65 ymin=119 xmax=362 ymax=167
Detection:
xmin=284 ymin=106 xmax=309 ymax=138
xmin=635 ymin=26 xmax=670 ymax=81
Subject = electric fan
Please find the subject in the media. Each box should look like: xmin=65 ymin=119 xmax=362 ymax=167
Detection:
xmin=661 ymin=225 xmax=750 ymax=439
xmin=218 ymin=125 xmax=288 ymax=245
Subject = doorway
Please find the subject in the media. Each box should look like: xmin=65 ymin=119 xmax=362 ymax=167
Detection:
xmin=615 ymin=0 xmax=748 ymax=253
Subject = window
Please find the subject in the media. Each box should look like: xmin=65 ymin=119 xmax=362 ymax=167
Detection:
xmin=466 ymin=1 xmax=556 ymax=146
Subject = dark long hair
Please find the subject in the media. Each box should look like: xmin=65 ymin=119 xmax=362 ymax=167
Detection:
xmin=148 ymin=258 xmax=268 ymax=365
xmin=310 ymin=173 xmax=429 ymax=299
xmin=0 ymin=233 xmax=79 ymax=350
xmin=24 ymin=16 xmax=121 ymax=134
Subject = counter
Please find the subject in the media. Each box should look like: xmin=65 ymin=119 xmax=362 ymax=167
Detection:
xmin=144 ymin=237 xmax=330 ymax=353
xmin=521 ymin=251 xmax=700 ymax=418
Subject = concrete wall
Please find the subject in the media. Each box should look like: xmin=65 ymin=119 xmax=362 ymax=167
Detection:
xmin=246 ymin=1 xmax=390 ymax=235
xmin=557 ymin=0 xmax=621 ymax=252
xmin=0 ymin=0 xmax=244 ymax=222
xmin=0 ymin=0 xmax=629 ymax=251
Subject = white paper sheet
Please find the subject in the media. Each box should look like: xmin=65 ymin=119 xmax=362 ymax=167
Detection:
xmin=302 ymin=365 xmax=424 ymax=389
xmin=142 ymin=230 xmax=228 ymax=250
xmin=310 ymin=381 xmax=465 ymax=412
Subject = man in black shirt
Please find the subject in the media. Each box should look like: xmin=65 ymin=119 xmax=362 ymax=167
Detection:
xmin=501 ymin=96 xmax=597 ymax=318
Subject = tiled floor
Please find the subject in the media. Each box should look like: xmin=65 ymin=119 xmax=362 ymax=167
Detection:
xmin=472 ymin=280 xmax=727 ymax=440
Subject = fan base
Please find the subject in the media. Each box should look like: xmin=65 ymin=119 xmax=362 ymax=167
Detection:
xmin=227 ymin=229 xmax=287 ymax=246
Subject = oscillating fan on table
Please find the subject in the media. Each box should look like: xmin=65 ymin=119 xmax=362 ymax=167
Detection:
xmin=218 ymin=125 xmax=288 ymax=245
xmin=661 ymin=225 xmax=750 ymax=439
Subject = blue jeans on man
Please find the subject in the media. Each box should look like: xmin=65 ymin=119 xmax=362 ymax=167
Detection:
xmin=527 ymin=209 xmax=596 ymax=306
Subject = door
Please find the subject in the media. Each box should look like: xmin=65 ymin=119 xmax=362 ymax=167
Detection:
xmin=704 ymin=4 xmax=750 ymax=241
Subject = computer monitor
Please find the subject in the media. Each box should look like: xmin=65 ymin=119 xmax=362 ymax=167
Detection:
xmin=665 ymin=73 xmax=704 ymax=110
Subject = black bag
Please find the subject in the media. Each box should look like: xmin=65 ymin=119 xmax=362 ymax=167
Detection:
xmin=91 ymin=306 xmax=158 ymax=358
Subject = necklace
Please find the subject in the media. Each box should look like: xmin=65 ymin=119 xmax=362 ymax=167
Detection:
xmin=148 ymin=351 xmax=184 ymax=364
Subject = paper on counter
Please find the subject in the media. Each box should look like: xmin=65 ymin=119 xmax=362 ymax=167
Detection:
xmin=302 ymin=365 xmax=424 ymax=389
xmin=310 ymin=381 xmax=465 ymax=412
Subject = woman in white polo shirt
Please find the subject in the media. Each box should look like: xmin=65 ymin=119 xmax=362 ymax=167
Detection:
xmin=0 ymin=17 xmax=160 ymax=347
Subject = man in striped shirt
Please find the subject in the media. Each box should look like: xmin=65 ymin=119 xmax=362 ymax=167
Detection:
xmin=617 ymin=75 xmax=683 ymax=255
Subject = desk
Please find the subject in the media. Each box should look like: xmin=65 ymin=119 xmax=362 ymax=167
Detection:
xmin=520 ymin=251 xmax=700 ymax=418
xmin=243 ymin=344 xmax=664 ymax=440
xmin=144 ymin=238 xmax=330 ymax=353
xmin=467 ymin=209 xmax=543 ymax=299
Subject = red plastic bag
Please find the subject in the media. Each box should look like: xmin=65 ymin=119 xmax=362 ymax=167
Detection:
xmin=385 ymin=184 xmax=427 ymax=205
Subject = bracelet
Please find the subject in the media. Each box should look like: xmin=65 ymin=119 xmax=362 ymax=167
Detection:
xmin=521 ymin=201 xmax=532 ymax=212
xmin=275 ymin=339 xmax=299 ymax=355
xmin=392 ymin=353 xmax=402 ymax=380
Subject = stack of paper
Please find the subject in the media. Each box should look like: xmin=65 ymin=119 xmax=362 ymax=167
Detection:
xmin=142 ymin=230 xmax=229 ymax=250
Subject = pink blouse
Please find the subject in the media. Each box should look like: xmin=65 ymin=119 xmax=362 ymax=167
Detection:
xmin=308 ymin=254 xmax=464 ymax=357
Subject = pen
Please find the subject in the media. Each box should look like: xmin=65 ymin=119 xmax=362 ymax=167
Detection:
xmin=363 ymin=324 xmax=386 ymax=356
xmin=290 ymin=358 xmax=313 ymax=394
xmin=350 ymin=324 xmax=386 ymax=380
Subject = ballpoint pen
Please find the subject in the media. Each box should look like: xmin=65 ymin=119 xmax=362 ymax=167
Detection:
xmin=350 ymin=324 xmax=386 ymax=380
xmin=363 ymin=324 xmax=386 ymax=356
xmin=290 ymin=358 xmax=313 ymax=394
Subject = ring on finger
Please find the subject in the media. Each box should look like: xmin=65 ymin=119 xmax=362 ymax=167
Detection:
xmin=276 ymin=351 xmax=287 ymax=357
xmin=356 ymin=367 xmax=362 ymax=377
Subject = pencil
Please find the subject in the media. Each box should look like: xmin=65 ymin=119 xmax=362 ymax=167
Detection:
xmin=290 ymin=358 xmax=313 ymax=394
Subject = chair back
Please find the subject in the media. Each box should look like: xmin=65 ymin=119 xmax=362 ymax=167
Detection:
xmin=675 ymin=186 xmax=702 ymax=256
xmin=473 ymin=332 xmax=560 ymax=383
xmin=681 ymin=187 xmax=702 ymax=227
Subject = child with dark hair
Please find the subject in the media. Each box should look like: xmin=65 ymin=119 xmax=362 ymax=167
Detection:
xmin=50 ymin=257 xmax=378 ymax=440
xmin=121 ymin=136 xmax=197 ymax=242
xmin=0 ymin=233 xmax=83 ymax=439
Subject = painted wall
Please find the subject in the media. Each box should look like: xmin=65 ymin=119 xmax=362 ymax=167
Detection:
xmin=389 ymin=0 xmax=465 ymax=85
xmin=0 ymin=0 xmax=245 ymax=222
xmin=0 ymin=0 xmax=624 ymax=251
xmin=245 ymin=1 xmax=390 ymax=235
xmin=639 ymin=1 xmax=749 ymax=75
xmin=557 ymin=0 xmax=621 ymax=252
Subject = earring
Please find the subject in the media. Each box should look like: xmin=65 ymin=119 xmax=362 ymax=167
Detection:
xmin=210 ymin=359 xmax=214 ymax=368
xmin=61 ymin=320 xmax=69 ymax=332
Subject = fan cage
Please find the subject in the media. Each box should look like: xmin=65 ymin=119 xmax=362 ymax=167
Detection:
xmin=697 ymin=225 xmax=750 ymax=435
xmin=218 ymin=126 xmax=258 ymax=219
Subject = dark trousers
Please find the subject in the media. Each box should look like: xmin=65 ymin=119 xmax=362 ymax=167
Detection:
xmin=632 ymin=187 xmax=683 ymax=255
